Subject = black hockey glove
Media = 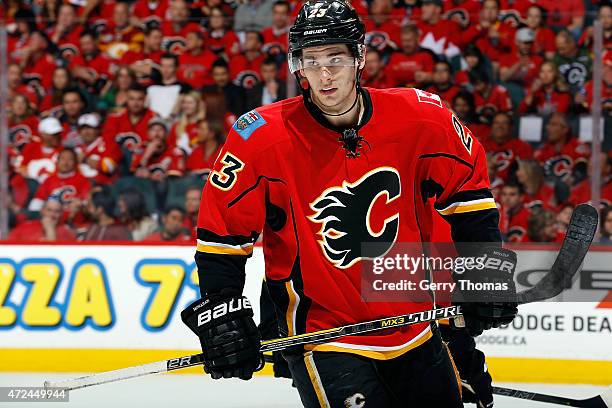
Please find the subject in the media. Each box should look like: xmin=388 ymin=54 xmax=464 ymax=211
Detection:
xmin=453 ymin=246 xmax=518 ymax=337
xmin=181 ymin=290 xmax=263 ymax=380
xmin=439 ymin=324 xmax=493 ymax=407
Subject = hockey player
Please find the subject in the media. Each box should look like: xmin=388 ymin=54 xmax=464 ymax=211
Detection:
xmin=182 ymin=1 xmax=518 ymax=407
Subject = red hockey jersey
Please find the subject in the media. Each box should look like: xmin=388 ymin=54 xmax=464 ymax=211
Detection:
xmin=482 ymin=138 xmax=534 ymax=182
xmin=196 ymin=88 xmax=496 ymax=358
xmin=534 ymin=138 xmax=590 ymax=181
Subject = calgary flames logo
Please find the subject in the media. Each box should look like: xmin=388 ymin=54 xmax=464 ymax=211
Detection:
xmin=308 ymin=168 xmax=401 ymax=269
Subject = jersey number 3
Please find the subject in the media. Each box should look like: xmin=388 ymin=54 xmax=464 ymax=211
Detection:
xmin=210 ymin=152 xmax=245 ymax=191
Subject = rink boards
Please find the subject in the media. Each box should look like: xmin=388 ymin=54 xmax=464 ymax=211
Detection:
xmin=0 ymin=243 xmax=610 ymax=384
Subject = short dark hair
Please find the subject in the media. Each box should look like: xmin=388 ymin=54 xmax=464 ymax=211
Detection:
xmin=62 ymin=87 xmax=86 ymax=104
xmin=502 ymin=181 xmax=524 ymax=195
xmin=164 ymin=205 xmax=186 ymax=217
xmin=273 ymin=1 xmax=290 ymax=12
xmin=212 ymin=58 xmax=229 ymax=70
xmin=91 ymin=190 xmax=116 ymax=217
xmin=79 ymin=29 xmax=98 ymax=40
xmin=262 ymin=56 xmax=278 ymax=68
xmin=128 ymin=83 xmax=147 ymax=94
xmin=161 ymin=53 xmax=179 ymax=66
xmin=246 ymin=30 xmax=264 ymax=45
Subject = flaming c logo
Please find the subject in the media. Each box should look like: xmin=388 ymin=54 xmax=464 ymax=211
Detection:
xmin=308 ymin=167 xmax=401 ymax=269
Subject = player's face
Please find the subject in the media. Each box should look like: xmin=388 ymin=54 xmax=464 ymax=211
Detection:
xmin=301 ymin=44 xmax=360 ymax=115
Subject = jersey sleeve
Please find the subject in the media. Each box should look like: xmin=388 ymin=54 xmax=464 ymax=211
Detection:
xmin=415 ymin=96 xmax=501 ymax=243
xmin=195 ymin=118 xmax=268 ymax=296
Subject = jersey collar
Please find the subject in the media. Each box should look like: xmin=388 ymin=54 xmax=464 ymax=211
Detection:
xmin=304 ymin=86 xmax=373 ymax=134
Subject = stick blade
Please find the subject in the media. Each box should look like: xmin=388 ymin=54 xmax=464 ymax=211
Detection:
xmin=517 ymin=204 xmax=598 ymax=304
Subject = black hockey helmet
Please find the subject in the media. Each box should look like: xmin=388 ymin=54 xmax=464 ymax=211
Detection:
xmin=288 ymin=0 xmax=366 ymax=74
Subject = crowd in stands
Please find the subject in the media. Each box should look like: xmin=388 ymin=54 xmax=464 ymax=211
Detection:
xmin=1 ymin=0 xmax=612 ymax=243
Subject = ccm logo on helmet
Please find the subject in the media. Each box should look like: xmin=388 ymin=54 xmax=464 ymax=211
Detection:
xmin=304 ymin=28 xmax=327 ymax=35
xmin=197 ymin=298 xmax=252 ymax=327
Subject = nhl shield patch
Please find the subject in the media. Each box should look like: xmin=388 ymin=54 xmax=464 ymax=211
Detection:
xmin=233 ymin=110 xmax=267 ymax=140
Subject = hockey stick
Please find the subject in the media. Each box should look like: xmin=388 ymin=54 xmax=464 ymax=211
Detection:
xmin=43 ymin=204 xmax=598 ymax=391
xmin=492 ymin=386 xmax=612 ymax=408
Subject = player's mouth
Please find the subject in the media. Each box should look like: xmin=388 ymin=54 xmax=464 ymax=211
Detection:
xmin=320 ymin=87 xmax=337 ymax=96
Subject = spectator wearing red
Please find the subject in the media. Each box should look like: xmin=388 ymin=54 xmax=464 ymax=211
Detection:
xmin=576 ymin=51 xmax=612 ymax=115
xmin=262 ymin=1 xmax=291 ymax=58
xmin=121 ymin=26 xmax=164 ymax=87
xmin=452 ymin=90 xmax=489 ymax=142
xmin=537 ymin=0 xmax=584 ymax=35
xmin=169 ymin=92 xmax=208 ymax=154
xmin=183 ymin=185 xmax=202 ymax=240
xmin=99 ymin=2 xmax=144 ymax=60
xmin=554 ymin=30 xmax=592 ymax=94
xmin=8 ymin=198 xmax=76 ymax=242
xmin=425 ymin=61 xmax=460 ymax=106
xmin=41 ymin=67 xmax=75 ymax=114
xmin=75 ymin=113 xmax=122 ymax=185
xmin=7 ymin=63 xmax=38 ymax=107
xmin=131 ymin=118 xmax=185 ymax=182
xmin=8 ymin=94 xmax=39 ymax=155
xmin=21 ymin=30 xmax=57 ymax=91
xmin=178 ymin=31 xmax=217 ymax=89
xmin=28 ymin=148 xmax=91 ymax=226
xmin=443 ymin=0 xmax=482 ymax=29
xmin=55 ymin=88 xmax=88 ymax=148
xmin=483 ymin=112 xmax=533 ymax=183
xmin=361 ymin=49 xmax=392 ymax=89
xmin=186 ymin=119 xmax=223 ymax=178
xmin=82 ymin=188 xmax=132 ymax=241
xmin=103 ymin=84 xmax=157 ymax=153
xmin=161 ymin=0 xmax=203 ymax=54
xmin=47 ymin=4 xmax=82 ymax=61
xmin=144 ymin=205 xmax=191 ymax=242
xmin=516 ymin=159 xmax=556 ymax=210
xmin=519 ymin=61 xmax=573 ymax=115
xmin=579 ymin=4 xmax=612 ymax=52
xmin=204 ymin=6 xmax=241 ymax=58
xmin=231 ymin=31 xmax=265 ymax=90
xmin=132 ymin=0 xmax=170 ymax=27
xmin=535 ymin=112 xmax=590 ymax=183
xmin=70 ymin=30 xmax=114 ymax=94
xmin=385 ymin=24 xmax=435 ymax=88
xmin=498 ymin=182 xmax=530 ymax=242
xmin=469 ymin=67 xmax=513 ymax=124
xmin=364 ymin=0 xmax=402 ymax=54
xmin=417 ymin=0 xmax=464 ymax=58
xmin=7 ymin=8 xmax=36 ymax=65
xmin=98 ymin=66 xmax=137 ymax=113
xmin=524 ymin=5 xmax=556 ymax=60
xmin=463 ymin=0 xmax=516 ymax=63
xmin=568 ymin=153 xmax=612 ymax=207
xmin=17 ymin=117 xmax=63 ymax=183
xmin=245 ymin=57 xmax=287 ymax=111
xmin=499 ymin=28 xmax=543 ymax=90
